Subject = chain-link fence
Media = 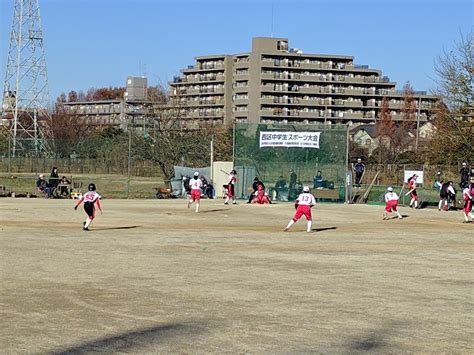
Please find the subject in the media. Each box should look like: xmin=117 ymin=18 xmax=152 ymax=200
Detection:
xmin=0 ymin=131 xmax=217 ymax=198
xmin=234 ymin=123 xmax=349 ymax=202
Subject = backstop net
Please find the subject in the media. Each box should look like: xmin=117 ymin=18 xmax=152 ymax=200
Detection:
xmin=234 ymin=123 xmax=349 ymax=202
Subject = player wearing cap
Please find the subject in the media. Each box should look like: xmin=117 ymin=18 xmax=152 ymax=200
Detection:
xmin=406 ymin=174 xmax=419 ymax=208
xmin=383 ymin=186 xmax=402 ymax=220
xmin=461 ymin=185 xmax=473 ymax=223
xmin=188 ymin=172 xmax=203 ymax=213
xmin=251 ymin=182 xmax=271 ymax=204
xmin=283 ymin=186 xmax=316 ymax=233
xmin=224 ymin=169 xmax=237 ymax=205
xmin=74 ymin=183 xmax=102 ymax=231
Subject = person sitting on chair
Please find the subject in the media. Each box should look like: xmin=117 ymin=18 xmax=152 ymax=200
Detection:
xmin=275 ymin=176 xmax=287 ymax=200
xmin=36 ymin=174 xmax=52 ymax=198
xmin=313 ymin=171 xmax=323 ymax=189
xmin=58 ymin=176 xmax=71 ymax=197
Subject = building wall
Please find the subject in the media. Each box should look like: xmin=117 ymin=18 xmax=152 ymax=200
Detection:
xmin=170 ymin=37 xmax=438 ymax=127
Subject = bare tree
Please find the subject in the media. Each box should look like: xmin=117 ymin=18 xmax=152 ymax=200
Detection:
xmin=434 ymin=31 xmax=473 ymax=117
xmin=46 ymin=104 xmax=92 ymax=158
xmin=423 ymin=31 xmax=474 ymax=163
xmin=374 ymin=97 xmax=396 ymax=163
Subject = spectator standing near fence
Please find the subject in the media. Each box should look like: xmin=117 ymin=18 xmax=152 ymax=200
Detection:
xmin=353 ymin=158 xmax=365 ymax=187
xmin=433 ymin=171 xmax=443 ymax=191
xmin=460 ymin=162 xmax=470 ymax=189
xmin=49 ymin=167 xmax=59 ymax=191
xmin=289 ymin=170 xmax=297 ymax=190
xmin=188 ymin=172 xmax=203 ymax=213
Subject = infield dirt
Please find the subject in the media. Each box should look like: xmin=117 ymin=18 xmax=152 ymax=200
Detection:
xmin=1 ymin=198 xmax=472 ymax=353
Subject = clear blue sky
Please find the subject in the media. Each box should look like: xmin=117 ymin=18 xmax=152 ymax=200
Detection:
xmin=1 ymin=0 xmax=472 ymax=101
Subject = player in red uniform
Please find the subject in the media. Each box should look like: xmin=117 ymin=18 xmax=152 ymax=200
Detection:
xmin=74 ymin=183 xmax=102 ymax=231
xmin=383 ymin=186 xmax=402 ymax=220
xmin=251 ymin=183 xmax=270 ymax=204
xmin=224 ymin=169 xmax=237 ymax=205
xmin=406 ymin=174 xmax=419 ymax=208
xmin=283 ymin=186 xmax=316 ymax=233
xmin=462 ymin=186 xmax=473 ymax=223
xmin=187 ymin=172 xmax=203 ymax=213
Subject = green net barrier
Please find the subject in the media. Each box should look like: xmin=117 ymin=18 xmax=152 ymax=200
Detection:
xmin=234 ymin=123 xmax=348 ymax=202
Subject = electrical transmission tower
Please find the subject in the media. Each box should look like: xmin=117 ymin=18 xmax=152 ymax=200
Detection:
xmin=2 ymin=0 xmax=51 ymax=156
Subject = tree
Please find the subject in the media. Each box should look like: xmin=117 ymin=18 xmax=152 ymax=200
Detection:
xmin=0 ymin=126 xmax=10 ymax=157
xmin=374 ymin=97 xmax=396 ymax=163
xmin=423 ymin=31 xmax=474 ymax=164
xmin=434 ymin=31 xmax=473 ymax=117
xmin=401 ymin=81 xmax=417 ymax=129
xmin=46 ymin=106 xmax=91 ymax=158
xmin=421 ymin=101 xmax=473 ymax=164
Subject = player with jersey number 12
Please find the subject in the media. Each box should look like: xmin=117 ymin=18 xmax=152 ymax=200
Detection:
xmin=74 ymin=183 xmax=103 ymax=231
xmin=284 ymin=186 xmax=316 ymax=233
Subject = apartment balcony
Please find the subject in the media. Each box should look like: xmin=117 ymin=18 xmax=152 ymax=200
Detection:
xmin=198 ymin=75 xmax=226 ymax=83
xmin=182 ymin=101 xmax=225 ymax=108
xmin=344 ymin=112 xmax=364 ymax=119
xmin=344 ymin=101 xmax=364 ymax=108
xmin=180 ymin=88 xmax=199 ymax=95
xmin=199 ymin=87 xmax=225 ymax=95
xmin=182 ymin=63 xmax=225 ymax=73
xmin=388 ymin=102 xmax=401 ymax=109
xmin=234 ymin=110 xmax=248 ymax=118
xmin=260 ymin=97 xmax=274 ymax=105
xmin=233 ymin=98 xmax=249 ymax=105
xmin=234 ymin=86 xmax=249 ymax=93
xmin=234 ymin=73 xmax=249 ymax=80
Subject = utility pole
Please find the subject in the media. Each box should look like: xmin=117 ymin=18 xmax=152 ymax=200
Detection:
xmin=415 ymin=96 xmax=421 ymax=151
xmin=2 ymin=0 xmax=51 ymax=157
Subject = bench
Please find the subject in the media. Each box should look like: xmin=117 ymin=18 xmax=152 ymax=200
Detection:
xmin=314 ymin=189 xmax=339 ymax=201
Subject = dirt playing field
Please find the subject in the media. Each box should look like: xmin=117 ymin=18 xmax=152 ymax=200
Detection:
xmin=1 ymin=198 xmax=472 ymax=353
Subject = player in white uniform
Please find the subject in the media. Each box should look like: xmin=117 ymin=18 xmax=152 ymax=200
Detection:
xmin=74 ymin=183 xmax=102 ymax=231
xmin=284 ymin=186 xmax=316 ymax=233
xmin=187 ymin=172 xmax=203 ymax=212
xmin=224 ymin=170 xmax=237 ymax=205
xmin=383 ymin=186 xmax=402 ymax=220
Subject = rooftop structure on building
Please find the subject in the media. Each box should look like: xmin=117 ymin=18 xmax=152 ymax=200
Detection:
xmin=63 ymin=76 xmax=160 ymax=131
xmin=169 ymin=37 xmax=438 ymax=127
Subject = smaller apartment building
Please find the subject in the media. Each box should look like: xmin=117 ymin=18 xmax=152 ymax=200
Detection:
xmin=170 ymin=37 xmax=438 ymax=127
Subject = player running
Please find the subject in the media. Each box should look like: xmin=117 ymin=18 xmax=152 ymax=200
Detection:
xmin=462 ymin=185 xmax=473 ymax=223
xmin=383 ymin=186 xmax=402 ymax=220
xmin=283 ymin=186 xmax=316 ymax=233
xmin=74 ymin=183 xmax=102 ymax=231
xmin=224 ymin=169 xmax=237 ymax=205
xmin=406 ymin=174 xmax=419 ymax=208
xmin=188 ymin=172 xmax=203 ymax=213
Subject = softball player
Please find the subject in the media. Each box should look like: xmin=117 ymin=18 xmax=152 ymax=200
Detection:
xmin=74 ymin=183 xmax=102 ymax=231
xmin=284 ymin=186 xmax=316 ymax=233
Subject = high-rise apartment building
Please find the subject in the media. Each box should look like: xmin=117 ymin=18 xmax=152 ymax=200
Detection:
xmin=169 ymin=37 xmax=438 ymax=127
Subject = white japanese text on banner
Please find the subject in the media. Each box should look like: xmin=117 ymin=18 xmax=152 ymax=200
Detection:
xmin=259 ymin=131 xmax=321 ymax=149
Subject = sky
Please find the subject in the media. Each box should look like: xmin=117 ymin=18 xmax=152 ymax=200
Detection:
xmin=1 ymin=0 xmax=473 ymax=101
